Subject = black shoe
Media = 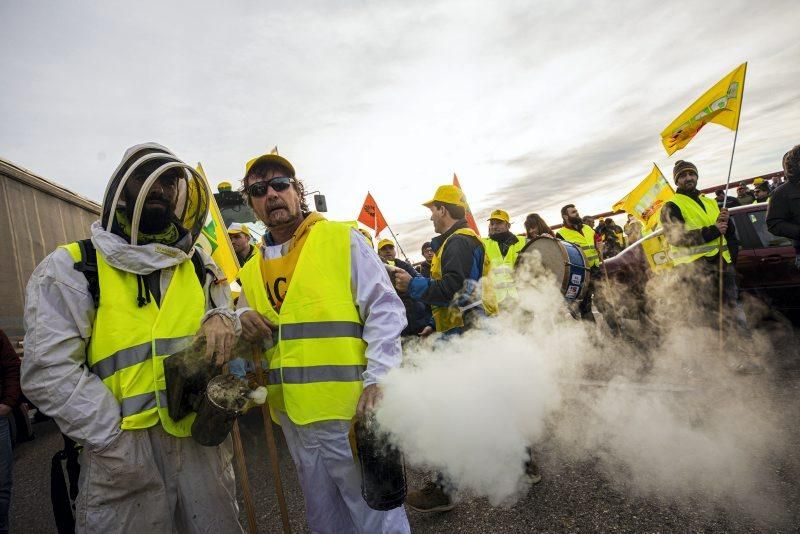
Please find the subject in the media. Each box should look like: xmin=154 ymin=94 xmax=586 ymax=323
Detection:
xmin=524 ymin=460 xmax=542 ymax=485
xmin=405 ymin=481 xmax=455 ymax=513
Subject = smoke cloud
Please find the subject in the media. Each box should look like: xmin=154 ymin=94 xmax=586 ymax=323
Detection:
xmin=375 ymin=250 xmax=794 ymax=524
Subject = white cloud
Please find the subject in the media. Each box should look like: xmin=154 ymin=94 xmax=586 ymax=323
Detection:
xmin=1 ymin=0 xmax=798 ymax=260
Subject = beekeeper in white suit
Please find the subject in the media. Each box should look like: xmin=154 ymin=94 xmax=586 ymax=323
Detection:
xmin=22 ymin=143 xmax=243 ymax=533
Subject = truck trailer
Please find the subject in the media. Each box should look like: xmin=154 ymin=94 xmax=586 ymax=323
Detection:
xmin=0 ymin=158 xmax=100 ymax=341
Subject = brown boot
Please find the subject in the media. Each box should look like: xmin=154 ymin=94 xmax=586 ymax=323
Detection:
xmin=405 ymin=481 xmax=454 ymax=513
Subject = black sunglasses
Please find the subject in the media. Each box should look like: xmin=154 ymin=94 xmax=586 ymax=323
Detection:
xmin=246 ymin=177 xmax=295 ymax=197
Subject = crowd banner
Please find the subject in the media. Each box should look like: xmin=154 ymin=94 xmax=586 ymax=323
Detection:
xmin=611 ymin=164 xmax=675 ymax=230
xmin=357 ymin=191 xmax=388 ymax=235
xmin=660 ymin=62 xmax=747 ymax=155
xmin=452 ymin=173 xmax=480 ymax=236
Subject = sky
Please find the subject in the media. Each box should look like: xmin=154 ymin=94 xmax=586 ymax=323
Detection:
xmin=2 ymin=0 xmax=799 ymax=260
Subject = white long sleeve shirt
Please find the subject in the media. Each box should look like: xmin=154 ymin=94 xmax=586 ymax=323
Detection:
xmin=236 ymin=227 xmax=406 ymax=387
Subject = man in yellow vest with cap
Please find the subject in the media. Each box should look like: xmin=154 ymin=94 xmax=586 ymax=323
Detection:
xmin=660 ymin=160 xmax=757 ymax=364
xmin=378 ymin=239 xmax=434 ymax=337
xmin=482 ymin=209 xmax=524 ymax=309
xmin=235 ymin=151 xmax=411 ymax=532
xmin=378 ymin=238 xmax=416 ymax=274
xmin=21 ymin=143 xmax=244 ymax=533
xmin=394 ymin=184 xmax=497 ymax=513
xmin=395 ymin=184 xmax=497 ymax=337
xmin=228 ymin=222 xmax=258 ymax=266
xmin=556 ymin=204 xmax=601 ymax=321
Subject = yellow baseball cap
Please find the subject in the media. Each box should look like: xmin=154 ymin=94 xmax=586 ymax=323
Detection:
xmin=244 ymin=153 xmax=296 ymax=178
xmin=227 ymin=222 xmax=251 ymax=236
xmin=487 ymin=209 xmax=510 ymax=223
xmin=422 ymin=185 xmax=467 ymax=209
xmin=218 ymin=181 xmax=232 ymax=192
xmin=753 ymin=177 xmax=764 ymax=185
xmin=377 ymin=238 xmax=394 ymax=250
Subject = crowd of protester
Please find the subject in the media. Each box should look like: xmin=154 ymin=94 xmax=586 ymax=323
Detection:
xmin=9 ymin=142 xmax=800 ymax=533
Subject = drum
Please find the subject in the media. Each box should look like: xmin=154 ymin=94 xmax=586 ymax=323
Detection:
xmin=515 ymin=237 xmax=590 ymax=301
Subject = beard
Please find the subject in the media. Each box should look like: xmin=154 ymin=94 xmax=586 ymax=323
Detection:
xmin=568 ymin=215 xmax=583 ymax=226
xmin=265 ymin=200 xmax=300 ymax=228
xmin=130 ymin=198 xmax=172 ymax=233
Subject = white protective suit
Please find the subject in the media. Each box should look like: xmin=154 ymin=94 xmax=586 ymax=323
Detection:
xmin=22 ymin=143 xmax=243 ymax=534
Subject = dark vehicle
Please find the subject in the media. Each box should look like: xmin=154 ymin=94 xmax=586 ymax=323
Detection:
xmin=602 ymin=202 xmax=800 ymax=325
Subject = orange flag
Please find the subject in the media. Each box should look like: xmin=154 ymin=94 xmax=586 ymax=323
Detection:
xmin=452 ymin=173 xmax=480 ymax=236
xmin=357 ymin=192 xmax=388 ymax=234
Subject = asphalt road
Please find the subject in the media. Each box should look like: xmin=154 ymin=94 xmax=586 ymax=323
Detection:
xmin=9 ymin=368 xmax=800 ymax=534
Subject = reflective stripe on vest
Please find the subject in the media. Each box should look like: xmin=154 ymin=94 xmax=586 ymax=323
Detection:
xmin=280 ymin=321 xmax=363 ymax=340
xmin=61 ymin=242 xmax=206 ymax=436
xmin=556 ymin=226 xmax=600 ymax=267
xmin=667 ymin=194 xmax=732 ymax=265
xmin=267 ymin=365 xmax=366 ymax=385
xmin=238 ymin=220 xmax=368 ymax=425
xmin=91 ymin=336 xmax=194 ymax=380
xmin=430 ymin=228 xmax=498 ymax=332
xmin=121 ymin=390 xmax=169 ymax=417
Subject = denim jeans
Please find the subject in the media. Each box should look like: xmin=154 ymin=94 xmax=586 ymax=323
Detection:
xmin=226 ymin=358 xmax=251 ymax=379
xmin=0 ymin=416 xmax=12 ymax=534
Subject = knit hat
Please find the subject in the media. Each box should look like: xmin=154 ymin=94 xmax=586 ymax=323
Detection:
xmin=673 ymin=160 xmax=698 ymax=181
xmin=783 ymin=145 xmax=800 ymax=183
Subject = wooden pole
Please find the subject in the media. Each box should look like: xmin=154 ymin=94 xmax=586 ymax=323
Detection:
xmin=251 ymin=347 xmax=292 ymax=534
xmin=222 ymin=362 xmax=258 ymax=533
xmin=231 ymin=421 xmax=259 ymax=534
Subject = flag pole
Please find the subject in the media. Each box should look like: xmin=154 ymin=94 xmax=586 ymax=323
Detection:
xmin=252 ymin=346 xmax=293 ymax=533
xmin=385 ymin=224 xmax=411 ymax=263
xmin=718 ymin=62 xmax=747 ymax=347
xmin=370 ymin=191 xmax=378 ymax=236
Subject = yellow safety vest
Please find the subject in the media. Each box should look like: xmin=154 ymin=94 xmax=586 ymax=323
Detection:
xmin=556 ymin=226 xmax=600 ymax=267
xmin=667 ymin=194 xmax=731 ymax=265
xmin=430 ymin=228 xmax=498 ymax=332
xmin=61 ymin=242 xmax=204 ymax=436
xmin=481 ymin=237 xmax=524 ymax=305
xmin=238 ymin=221 xmax=367 ymax=425
xmin=245 ymin=244 xmax=259 ymax=263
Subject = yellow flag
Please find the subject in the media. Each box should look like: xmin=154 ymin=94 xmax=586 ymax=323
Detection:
xmin=612 ymin=164 xmax=675 ymax=230
xmin=194 ymin=162 xmax=241 ymax=284
xmin=660 ymin=62 xmax=747 ymax=155
xmin=642 ymin=233 xmax=674 ymax=272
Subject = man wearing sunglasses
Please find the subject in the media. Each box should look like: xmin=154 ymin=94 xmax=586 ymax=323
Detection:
xmin=235 ymin=152 xmax=411 ymax=533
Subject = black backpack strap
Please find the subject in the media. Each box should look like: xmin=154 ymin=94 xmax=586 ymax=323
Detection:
xmin=73 ymin=239 xmax=100 ymax=308
xmin=190 ymin=251 xmax=206 ymax=287
xmin=191 ymin=250 xmax=220 ymax=308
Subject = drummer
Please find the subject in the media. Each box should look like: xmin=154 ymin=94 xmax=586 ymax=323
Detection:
xmin=556 ymin=204 xmax=601 ymax=321
xmin=482 ymin=209 xmax=525 ymax=309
